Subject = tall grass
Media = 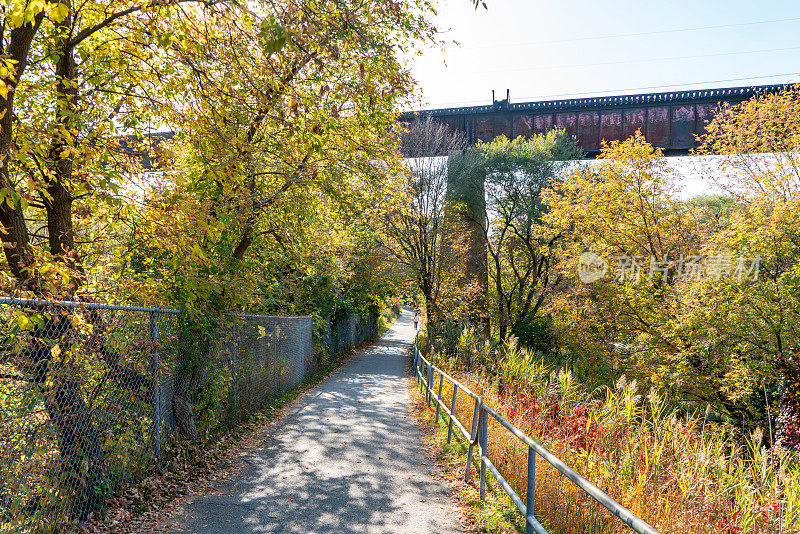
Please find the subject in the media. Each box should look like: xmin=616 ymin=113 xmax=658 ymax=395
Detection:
xmin=424 ymin=327 xmax=800 ymax=534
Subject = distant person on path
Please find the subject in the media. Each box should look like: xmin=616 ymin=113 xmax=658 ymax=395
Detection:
xmin=414 ymin=311 xmax=419 ymax=330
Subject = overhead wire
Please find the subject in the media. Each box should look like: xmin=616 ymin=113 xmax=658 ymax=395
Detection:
xmin=477 ymin=45 xmax=800 ymax=75
xmin=415 ymin=73 xmax=800 ymax=109
xmin=458 ymin=16 xmax=800 ymax=50
xmin=414 ymin=13 xmax=800 ymax=109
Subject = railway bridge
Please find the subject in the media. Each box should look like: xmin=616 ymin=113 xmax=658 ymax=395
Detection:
xmin=398 ymin=84 xmax=786 ymax=156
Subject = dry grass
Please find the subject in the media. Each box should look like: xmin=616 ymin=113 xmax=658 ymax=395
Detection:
xmin=418 ymin=341 xmax=800 ymax=534
xmin=408 ymin=367 xmax=525 ymax=533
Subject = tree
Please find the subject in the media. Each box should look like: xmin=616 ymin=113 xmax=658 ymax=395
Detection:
xmin=380 ymin=116 xmax=468 ymax=324
xmin=0 ymin=0 xmax=437 ymax=516
xmin=543 ymin=133 xmax=760 ymax=418
xmin=0 ymin=0 xmax=215 ymax=516
xmin=129 ymin=0 xmax=435 ymax=439
xmin=442 ymin=148 xmax=489 ymax=327
xmin=694 ymin=85 xmax=800 ymax=447
xmin=543 ymin=130 xmax=800 ymax=427
xmin=478 ymin=131 xmax=582 ymax=340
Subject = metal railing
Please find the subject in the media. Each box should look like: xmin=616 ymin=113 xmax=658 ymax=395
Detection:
xmin=412 ymin=335 xmax=661 ymax=534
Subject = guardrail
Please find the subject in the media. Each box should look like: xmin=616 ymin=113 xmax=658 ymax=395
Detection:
xmin=412 ymin=336 xmax=661 ymax=534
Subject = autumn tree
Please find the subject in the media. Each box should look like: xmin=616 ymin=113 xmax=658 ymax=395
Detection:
xmin=543 ymin=134 xmax=759 ymax=416
xmin=0 ymin=0 xmax=220 ymax=516
xmin=478 ymin=131 xmax=582 ymax=341
xmin=379 ymin=116 xmax=468 ymax=324
xmin=131 ymin=0 xmax=435 ymax=439
xmin=694 ymin=85 xmax=800 ymax=447
xmin=543 ymin=129 xmax=798 ymax=427
xmin=0 ymin=0 xmax=437 ymax=516
xmin=441 ymin=147 xmax=490 ymax=327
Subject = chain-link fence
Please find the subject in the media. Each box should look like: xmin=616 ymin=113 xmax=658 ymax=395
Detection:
xmin=0 ymin=297 xmax=376 ymax=533
xmin=321 ymin=312 xmax=378 ymax=357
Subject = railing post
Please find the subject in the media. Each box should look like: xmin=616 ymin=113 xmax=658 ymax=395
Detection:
xmin=434 ymin=373 xmax=443 ymax=423
xmin=478 ymin=406 xmax=488 ymax=500
xmin=149 ymin=310 xmax=162 ymax=468
xmin=426 ymin=362 xmax=433 ymax=406
xmin=526 ymin=446 xmax=536 ymax=534
xmin=423 ymin=361 xmax=428 ymax=400
xmin=419 ymin=363 xmax=424 ymax=394
xmin=415 ymin=346 xmax=420 ymax=382
xmin=419 ymin=355 xmax=425 ymax=396
xmin=465 ymin=398 xmax=481 ymax=482
xmin=447 ymin=386 xmax=457 ymax=444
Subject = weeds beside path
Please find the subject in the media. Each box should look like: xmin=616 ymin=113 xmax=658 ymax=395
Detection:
xmin=407 ymin=367 xmax=523 ymax=534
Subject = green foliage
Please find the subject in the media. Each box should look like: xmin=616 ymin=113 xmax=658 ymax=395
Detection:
xmin=476 ymin=131 xmax=583 ymax=338
xmin=377 ymin=304 xmax=401 ymax=337
xmin=0 ymin=0 xmax=437 ymax=528
xmin=687 ymin=194 xmax=735 ymax=226
xmin=509 ymin=315 xmax=554 ymax=353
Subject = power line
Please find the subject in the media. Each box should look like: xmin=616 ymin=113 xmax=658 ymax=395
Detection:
xmin=476 ymin=45 xmax=800 ymax=75
xmin=458 ymin=16 xmax=800 ymax=50
xmin=416 ymin=73 xmax=800 ymax=109
xmin=513 ymin=74 xmax=800 ymax=100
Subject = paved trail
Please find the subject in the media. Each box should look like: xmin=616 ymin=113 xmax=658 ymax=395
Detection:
xmin=173 ymin=309 xmax=461 ymax=533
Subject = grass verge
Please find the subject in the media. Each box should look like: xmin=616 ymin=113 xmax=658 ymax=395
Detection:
xmin=407 ymin=357 xmax=528 ymax=534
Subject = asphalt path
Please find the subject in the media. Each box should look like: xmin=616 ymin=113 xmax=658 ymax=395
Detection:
xmin=172 ymin=308 xmax=462 ymax=533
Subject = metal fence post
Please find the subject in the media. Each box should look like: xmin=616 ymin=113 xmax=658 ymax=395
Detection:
xmin=465 ymin=398 xmax=481 ymax=482
xmin=526 ymin=446 xmax=536 ymax=534
xmin=478 ymin=406 xmax=488 ymax=500
xmin=425 ymin=363 xmax=430 ymax=404
xmin=418 ymin=351 xmax=425 ymax=396
xmin=447 ymin=386 xmax=457 ymax=444
xmin=232 ymin=314 xmax=239 ymax=417
xmin=149 ymin=310 xmax=162 ymax=468
xmin=419 ymin=357 xmax=425 ymax=396
xmin=434 ymin=374 xmax=443 ymax=424
xmin=426 ymin=363 xmax=433 ymax=406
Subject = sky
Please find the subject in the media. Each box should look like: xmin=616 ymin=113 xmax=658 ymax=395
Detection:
xmin=407 ymin=0 xmax=800 ymax=110
xmin=406 ymin=0 xmax=800 ymax=198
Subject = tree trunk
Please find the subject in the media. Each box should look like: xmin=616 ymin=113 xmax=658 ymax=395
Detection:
xmin=0 ymin=16 xmax=43 ymax=291
xmin=0 ymin=159 xmax=37 ymax=289
xmin=169 ymin=317 xmax=220 ymax=442
xmin=24 ymin=326 xmax=108 ymax=520
xmin=0 ymin=10 xmax=107 ymax=516
xmin=493 ymin=255 xmax=507 ymax=340
xmin=35 ymin=10 xmax=105 ymax=517
xmin=46 ymin=8 xmax=82 ymax=295
xmin=42 ymin=374 xmax=107 ymax=519
xmin=172 ymin=374 xmax=201 ymax=441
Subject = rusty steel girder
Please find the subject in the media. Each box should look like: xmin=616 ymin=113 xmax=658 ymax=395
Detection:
xmin=399 ymin=84 xmax=787 ymax=157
